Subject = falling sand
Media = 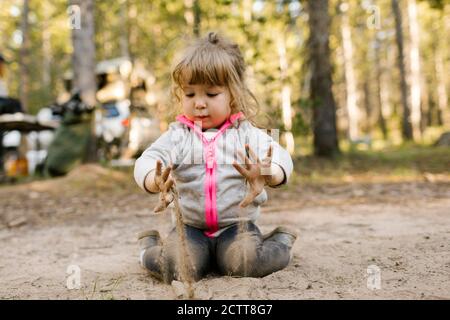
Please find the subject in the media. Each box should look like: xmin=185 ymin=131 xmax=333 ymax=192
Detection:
xmin=170 ymin=186 xmax=195 ymax=299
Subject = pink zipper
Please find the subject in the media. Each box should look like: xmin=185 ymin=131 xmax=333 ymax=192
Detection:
xmin=176 ymin=113 xmax=243 ymax=237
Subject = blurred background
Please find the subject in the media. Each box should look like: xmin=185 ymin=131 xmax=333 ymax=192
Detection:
xmin=0 ymin=0 xmax=449 ymax=300
xmin=0 ymin=0 xmax=449 ymax=179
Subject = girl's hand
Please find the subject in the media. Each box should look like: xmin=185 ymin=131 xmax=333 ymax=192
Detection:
xmin=153 ymin=160 xmax=174 ymax=213
xmin=233 ymin=144 xmax=273 ymax=208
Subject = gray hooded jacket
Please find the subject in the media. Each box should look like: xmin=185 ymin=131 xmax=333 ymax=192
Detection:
xmin=134 ymin=113 xmax=293 ymax=236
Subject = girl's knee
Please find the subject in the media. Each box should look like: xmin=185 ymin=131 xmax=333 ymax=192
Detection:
xmin=161 ymin=240 xmax=209 ymax=282
xmin=218 ymin=237 xmax=260 ymax=277
xmin=218 ymin=233 xmax=292 ymax=277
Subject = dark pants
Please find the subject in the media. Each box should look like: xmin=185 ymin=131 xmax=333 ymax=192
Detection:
xmin=141 ymin=222 xmax=292 ymax=283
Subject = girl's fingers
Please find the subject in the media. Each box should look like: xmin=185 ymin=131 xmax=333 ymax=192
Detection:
xmin=265 ymin=144 xmax=273 ymax=161
xmin=154 ymin=195 xmax=166 ymax=213
xmin=245 ymin=144 xmax=260 ymax=164
xmin=239 ymin=192 xmax=254 ymax=208
xmin=153 ymin=190 xmax=174 ymax=213
xmin=153 ymin=203 xmax=165 ymax=213
xmin=164 ymin=192 xmax=174 ymax=205
xmin=233 ymin=162 xmax=249 ymax=177
xmin=161 ymin=166 xmax=171 ymax=182
xmin=155 ymin=160 xmax=162 ymax=177
xmin=153 ymin=162 xmax=174 ymax=213
xmin=240 ymin=149 xmax=254 ymax=169
xmin=243 ymin=152 xmax=252 ymax=169
xmin=236 ymin=150 xmax=251 ymax=169
xmin=164 ymin=177 xmax=174 ymax=191
xmin=236 ymin=150 xmax=245 ymax=163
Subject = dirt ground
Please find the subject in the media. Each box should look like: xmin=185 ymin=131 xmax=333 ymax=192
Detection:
xmin=0 ymin=165 xmax=449 ymax=300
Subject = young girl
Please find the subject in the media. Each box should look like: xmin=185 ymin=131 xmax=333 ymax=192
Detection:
xmin=134 ymin=32 xmax=296 ymax=283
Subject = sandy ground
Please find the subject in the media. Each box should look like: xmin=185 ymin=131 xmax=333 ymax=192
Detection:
xmin=0 ymin=165 xmax=449 ymax=300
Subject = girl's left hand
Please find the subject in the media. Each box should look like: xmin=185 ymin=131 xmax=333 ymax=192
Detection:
xmin=233 ymin=144 xmax=273 ymax=208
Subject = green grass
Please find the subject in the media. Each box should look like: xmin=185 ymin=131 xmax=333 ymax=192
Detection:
xmin=292 ymin=144 xmax=450 ymax=184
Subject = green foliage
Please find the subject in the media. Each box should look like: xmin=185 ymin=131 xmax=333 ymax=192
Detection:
xmin=291 ymin=98 xmax=312 ymax=136
xmin=419 ymin=0 xmax=449 ymax=10
xmin=0 ymin=0 xmax=448 ymax=152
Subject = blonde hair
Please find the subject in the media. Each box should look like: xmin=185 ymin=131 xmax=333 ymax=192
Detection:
xmin=171 ymin=32 xmax=259 ymax=125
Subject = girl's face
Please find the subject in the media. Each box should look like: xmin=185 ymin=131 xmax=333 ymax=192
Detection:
xmin=181 ymin=84 xmax=231 ymax=130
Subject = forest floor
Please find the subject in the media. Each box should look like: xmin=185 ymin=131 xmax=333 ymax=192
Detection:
xmin=1 ymin=146 xmax=449 ymax=299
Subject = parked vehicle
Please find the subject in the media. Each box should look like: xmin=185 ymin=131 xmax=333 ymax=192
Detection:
xmin=43 ymin=91 xmax=93 ymax=176
xmin=64 ymin=57 xmax=161 ymax=163
xmin=0 ymin=100 xmax=58 ymax=180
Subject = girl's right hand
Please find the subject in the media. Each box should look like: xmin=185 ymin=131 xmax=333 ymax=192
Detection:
xmin=153 ymin=160 xmax=174 ymax=213
xmin=233 ymin=144 xmax=273 ymax=208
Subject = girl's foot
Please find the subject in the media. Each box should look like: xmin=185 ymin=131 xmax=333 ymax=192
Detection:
xmin=137 ymin=230 xmax=161 ymax=269
xmin=137 ymin=230 xmax=161 ymax=251
xmin=262 ymin=226 xmax=297 ymax=249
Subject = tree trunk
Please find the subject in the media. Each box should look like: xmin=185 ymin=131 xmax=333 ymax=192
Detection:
xmin=407 ymin=0 xmax=422 ymax=140
xmin=307 ymin=0 xmax=339 ymax=157
xmin=243 ymin=0 xmax=252 ymax=24
xmin=19 ymin=0 xmax=30 ymax=113
xmin=363 ymin=80 xmax=372 ymax=135
xmin=277 ymin=35 xmax=294 ymax=155
xmin=184 ymin=0 xmax=201 ymax=37
xmin=340 ymin=3 xmax=360 ymax=141
xmin=420 ymin=74 xmax=430 ymax=130
xmin=120 ymin=0 xmax=130 ymax=58
xmin=193 ymin=0 xmax=201 ymax=37
xmin=392 ymin=0 xmax=413 ymax=140
xmin=374 ymin=36 xmax=388 ymax=139
xmin=42 ymin=2 xmax=52 ymax=97
xmin=385 ymin=46 xmax=395 ymax=117
xmin=435 ymin=44 xmax=449 ymax=127
xmin=127 ymin=1 xmax=137 ymax=59
xmin=17 ymin=0 xmax=30 ymax=161
xmin=70 ymin=0 xmax=98 ymax=162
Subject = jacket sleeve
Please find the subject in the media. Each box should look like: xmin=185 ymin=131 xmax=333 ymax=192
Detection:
xmin=133 ymin=125 xmax=180 ymax=193
xmin=248 ymin=125 xmax=294 ymax=188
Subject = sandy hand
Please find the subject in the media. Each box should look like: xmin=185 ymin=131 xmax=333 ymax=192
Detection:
xmin=232 ymin=144 xmax=273 ymax=208
xmin=153 ymin=160 xmax=174 ymax=213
